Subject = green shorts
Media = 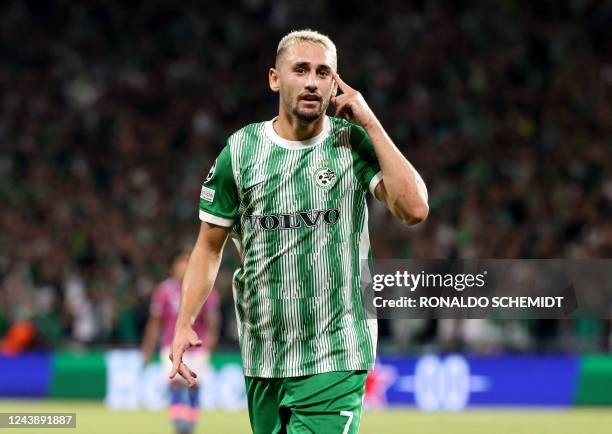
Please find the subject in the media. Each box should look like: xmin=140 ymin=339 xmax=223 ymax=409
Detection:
xmin=245 ymin=370 xmax=367 ymax=434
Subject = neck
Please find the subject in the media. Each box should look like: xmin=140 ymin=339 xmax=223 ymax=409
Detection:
xmin=273 ymin=110 xmax=325 ymax=142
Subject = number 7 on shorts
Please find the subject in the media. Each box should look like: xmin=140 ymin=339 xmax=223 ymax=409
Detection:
xmin=340 ymin=411 xmax=353 ymax=434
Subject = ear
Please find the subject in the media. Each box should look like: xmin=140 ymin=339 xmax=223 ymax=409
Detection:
xmin=269 ymin=67 xmax=280 ymax=93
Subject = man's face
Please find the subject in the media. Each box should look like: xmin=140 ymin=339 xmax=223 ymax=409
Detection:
xmin=270 ymin=43 xmax=337 ymax=123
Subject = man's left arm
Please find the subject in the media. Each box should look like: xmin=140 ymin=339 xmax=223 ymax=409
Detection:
xmin=331 ymin=71 xmax=429 ymax=225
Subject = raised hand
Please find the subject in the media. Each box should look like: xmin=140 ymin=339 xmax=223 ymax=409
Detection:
xmin=331 ymin=70 xmax=377 ymax=129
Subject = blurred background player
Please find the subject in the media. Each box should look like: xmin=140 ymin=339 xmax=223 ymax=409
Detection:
xmin=142 ymin=248 xmax=220 ymax=434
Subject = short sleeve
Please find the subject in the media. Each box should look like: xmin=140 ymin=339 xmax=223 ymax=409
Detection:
xmin=199 ymin=144 xmax=239 ymax=227
xmin=351 ymin=124 xmax=383 ymax=197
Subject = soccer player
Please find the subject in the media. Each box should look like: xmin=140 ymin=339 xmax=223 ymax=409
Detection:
xmin=169 ymin=29 xmax=428 ymax=433
xmin=142 ymin=248 xmax=220 ymax=434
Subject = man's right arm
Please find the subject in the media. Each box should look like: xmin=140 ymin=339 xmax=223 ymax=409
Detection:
xmin=169 ymin=221 xmax=231 ymax=386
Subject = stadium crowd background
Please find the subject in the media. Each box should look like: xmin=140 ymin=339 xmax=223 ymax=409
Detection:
xmin=1 ymin=0 xmax=611 ymax=355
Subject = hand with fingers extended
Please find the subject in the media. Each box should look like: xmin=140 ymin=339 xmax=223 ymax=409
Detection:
xmin=330 ymin=70 xmax=377 ymax=129
xmin=169 ymin=326 xmax=203 ymax=388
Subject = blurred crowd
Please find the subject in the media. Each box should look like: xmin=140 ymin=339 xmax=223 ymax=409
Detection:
xmin=1 ymin=0 xmax=611 ymax=354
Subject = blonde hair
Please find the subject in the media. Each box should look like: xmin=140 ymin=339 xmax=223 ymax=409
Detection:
xmin=276 ymin=29 xmax=337 ymax=68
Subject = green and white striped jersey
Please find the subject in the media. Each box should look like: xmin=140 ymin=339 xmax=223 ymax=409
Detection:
xmin=199 ymin=115 xmax=382 ymax=378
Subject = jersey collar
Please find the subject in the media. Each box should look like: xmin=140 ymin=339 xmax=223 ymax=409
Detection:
xmin=265 ymin=116 xmax=331 ymax=150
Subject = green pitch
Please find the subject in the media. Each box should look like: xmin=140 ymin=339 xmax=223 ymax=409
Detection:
xmin=1 ymin=400 xmax=611 ymax=434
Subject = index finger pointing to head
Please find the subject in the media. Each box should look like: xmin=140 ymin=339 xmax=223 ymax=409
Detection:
xmin=331 ymin=70 xmax=351 ymax=92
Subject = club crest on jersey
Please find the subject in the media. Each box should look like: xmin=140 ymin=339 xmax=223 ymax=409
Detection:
xmin=314 ymin=167 xmax=336 ymax=189
xmin=204 ymin=159 xmax=217 ymax=184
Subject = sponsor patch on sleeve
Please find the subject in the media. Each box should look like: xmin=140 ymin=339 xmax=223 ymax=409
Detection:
xmin=200 ymin=186 xmax=215 ymax=202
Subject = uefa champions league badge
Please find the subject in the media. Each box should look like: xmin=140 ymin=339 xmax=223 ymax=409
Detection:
xmin=204 ymin=159 xmax=217 ymax=184
xmin=314 ymin=166 xmax=336 ymax=189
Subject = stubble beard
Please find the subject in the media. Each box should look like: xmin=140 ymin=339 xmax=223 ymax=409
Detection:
xmin=292 ymin=106 xmax=322 ymax=123
xmin=292 ymin=98 xmax=330 ymax=123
